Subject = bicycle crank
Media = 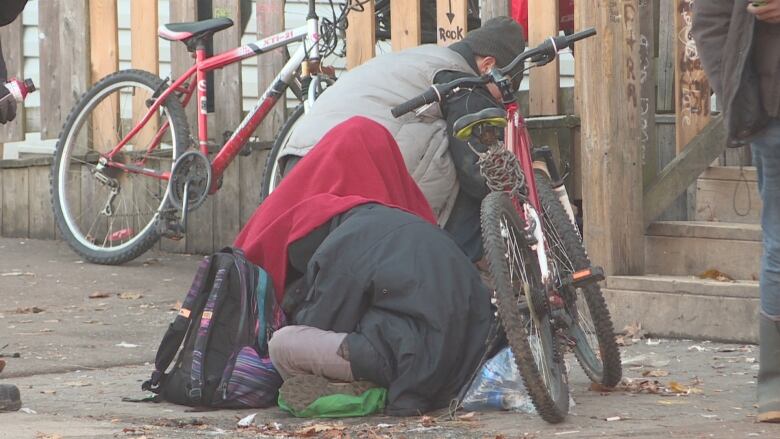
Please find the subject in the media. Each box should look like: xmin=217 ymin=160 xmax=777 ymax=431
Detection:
xmin=168 ymin=150 xmax=211 ymax=212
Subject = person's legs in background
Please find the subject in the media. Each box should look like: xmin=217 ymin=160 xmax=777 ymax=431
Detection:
xmin=268 ymin=325 xmax=353 ymax=381
xmin=751 ymin=118 xmax=780 ymax=423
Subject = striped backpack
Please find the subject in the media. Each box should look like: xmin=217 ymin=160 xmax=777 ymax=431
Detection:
xmin=141 ymin=247 xmax=285 ymax=408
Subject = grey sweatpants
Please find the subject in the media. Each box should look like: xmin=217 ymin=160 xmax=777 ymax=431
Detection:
xmin=268 ymin=325 xmax=354 ymax=382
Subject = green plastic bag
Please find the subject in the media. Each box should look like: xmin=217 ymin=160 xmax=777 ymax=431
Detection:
xmin=278 ymin=387 xmax=387 ymax=418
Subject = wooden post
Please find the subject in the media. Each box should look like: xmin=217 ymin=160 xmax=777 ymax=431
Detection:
xmin=240 ymin=0 xmax=286 ymax=227
xmin=391 ymin=0 xmax=421 ymax=51
xmin=0 ymin=15 xmax=25 ymax=158
xmin=346 ymin=0 xmax=375 ymax=69
xmin=656 ymin=0 xmax=675 ymax=113
xmin=528 ymin=0 xmax=560 ymax=116
xmin=674 ymin=0 xmax=710 ymax=153
xmin=212 ymin=0 xmax=242 ymax=250
xmin=640 ymin=0 xmax=658 ymax=186
xmin=481 ymin=0 xmax=510 ymax=21
xmin=39 ymin=1 xmax=90 ymax=140
xmin=436 ymin=0 xmax=468 ymax=46
xmin=576 ymin=0 xmax=644 ymax=276
xmin=89 ymin=0 xmax=120 ymax=154
xmin=163 ymin=0 xmax=198 ymax=254
xmin=131 ymin=0 xmax=159 ymax=150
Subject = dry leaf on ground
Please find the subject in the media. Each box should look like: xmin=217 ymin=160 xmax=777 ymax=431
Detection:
xmin=88 ymin=292 xmax=110 ymax=299
xmin=642 ymin=369 xmax=670 ymax=377
xmin=0 ymin=359 xmax=5 ymax=373
xmin=294 ymin=423 xmax=346 ymax=437
xmin=117 ymin=292 xmax=143 ymax=300
xmin=14 ymin=307 xmax=44 ymax=314
xmin=420 ymin=416 xmax=436 ymax=427
xmin=457 ymin=411 xmax=478 ymax=422
xmin=622 ymin=322 xmax=644 ymax=339
xmin=698 ymin=269 xmax=735 ymax=282
xmin=667 ymin=381 xmax=703 ymax=395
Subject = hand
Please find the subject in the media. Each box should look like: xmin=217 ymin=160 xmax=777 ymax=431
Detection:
xmin=0 ymin=85 xmax=17 ymax=125
xmin=747 ymin=0 xmax=780 ymax=24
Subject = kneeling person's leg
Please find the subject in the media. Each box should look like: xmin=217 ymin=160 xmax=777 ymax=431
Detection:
xmin=268 ymin=325 xmax=353 ymax=382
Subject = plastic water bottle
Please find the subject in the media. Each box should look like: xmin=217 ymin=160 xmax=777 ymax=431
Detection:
xmin=4 ymin=78 xmax=35 ymax=102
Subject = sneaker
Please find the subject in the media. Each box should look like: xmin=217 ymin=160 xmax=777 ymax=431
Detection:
xmin=0 ymin=383 xmax=21 ymax=412
xmin=279 ymin=374 xmax=376 ymax=413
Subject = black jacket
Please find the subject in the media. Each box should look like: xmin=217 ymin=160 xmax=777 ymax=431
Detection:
xmin=0 ymin=0 xmax=27 ymax=81
xmin=286 ymin=204 xmax=492 ymax=416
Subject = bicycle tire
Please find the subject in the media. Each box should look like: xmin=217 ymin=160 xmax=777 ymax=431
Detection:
xmin=534 ymin=170 xmax=622 ymax=387
xmin=51 ymin=69 xmax=190 ymax=265
xmin=259 ymin=103 xmax=304 ymax=203
xmin=481 ymin=191 xmax=569 ymax=423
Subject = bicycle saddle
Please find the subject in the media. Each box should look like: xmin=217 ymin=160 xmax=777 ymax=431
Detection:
xmin=158 ymin=17 xmax=234 ymax=43
xmin=453 ymin=107 xmax=508 ymax=141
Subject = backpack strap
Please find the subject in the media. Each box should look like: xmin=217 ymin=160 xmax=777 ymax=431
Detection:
xmin=188 ymin=258 xmax=234 ymax=402
xmin=142 ymin=255 xmax=213 ymax=393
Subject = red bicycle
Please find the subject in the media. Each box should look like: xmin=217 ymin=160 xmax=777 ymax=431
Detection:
xmin=50 ymin=0 xmax=337 ymax=265
xmin=392 ymin=28 xmax=622 ymax=423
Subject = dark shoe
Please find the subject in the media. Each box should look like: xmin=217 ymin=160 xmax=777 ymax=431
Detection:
xmin=758 ymin=314 xmax=780 ymax=423
xmin=279 ymin=374 xmax=376 ymax=413
xmin=0 ymin=383 xmax=21 ymax=412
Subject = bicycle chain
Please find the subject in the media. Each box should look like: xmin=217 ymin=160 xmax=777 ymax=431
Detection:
xmin=470 ymin=141 xmax=528 ymax=197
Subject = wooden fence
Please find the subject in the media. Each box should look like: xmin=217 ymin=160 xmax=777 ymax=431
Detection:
xmin=0 ymin=0 xmax=722 ymax=273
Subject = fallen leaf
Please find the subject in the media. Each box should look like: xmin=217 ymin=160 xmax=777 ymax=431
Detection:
xmin=457 ymin=411 xmax=478 ymax=422
xmin=14 ymin=307 xmax=44 ymax=314
xmin=589 ymin=382 xmax=616 ymax=393
xmin=142 ymin=258 xmax=161 ymax=266
xmin=0 ymin=359 xmax=5 ymax=373
xmin=118 ymin=292 xmax=143 ymax=300
xmin=294 ymin=423 xmax=346 ymax=437
xmin=698 ymin=269 xmax=735 ymax=282
xmin=667 ymin=381 xmax=703 ymax=395
xmin=88 ymin=292 xmax=110 ymax=299
xmin=642 ymin=369 xmax=670 ymax=377
xmin=622 ymin=322 xmax=644 ymax=339
xmin=420 ymin=416 xmax=436 ymax=427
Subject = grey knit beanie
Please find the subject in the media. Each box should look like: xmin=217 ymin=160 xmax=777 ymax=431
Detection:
xmin=460 ymin=17 xmax=526 ymax=70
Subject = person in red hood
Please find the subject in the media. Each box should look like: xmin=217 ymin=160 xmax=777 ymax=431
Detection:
xmin=234 ymin=116 xmax=492 ymax=416
xmin=512 ymin=0 xmax=575 ymax=39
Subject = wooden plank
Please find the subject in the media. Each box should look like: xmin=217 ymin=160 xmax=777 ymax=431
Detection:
xmin=0 ymin=16 xmax=25 ymax=144
xmin=576 ymin=0 xmax=644 ymax=276
xmin=391 ymin=0 xmax=421 ymax=51
xmin=528 ymin=0 xmax=559 ymax=116
xmin=643 ymin=116 xmax=726 ymax=227
xmin=481 ymin=0 xmax=510 ymax=21
xmin=39 ymin=1 xmax=90 ymax=140
xmin=346 ymin=0 xmax=375 ymax=69
xmin=131 ymin=0 xmax=160 ymax=152
xmin=28 ymin=165 xmax=56 ymax=239
xmin=436 ymin=0 xmax=468 ymax=46
xmin=2 ymin=167 xmax=29 ymax=238
xmin=656 ymin=0 xmax=675 ymax=113
xmin=240 ymin=0 xmax=286 ymax=228
xmin=212 ymin=0 xmax=242 ymax=250
xmin=90 ymin=0 xmax=121 ymax=156
xmin=674 ymin=0 xmax=710 ymax=153
xmin=163 ymin=0 xmax=198 ymax=254
xmin=640 ymin=0 xmax=658 ymax=186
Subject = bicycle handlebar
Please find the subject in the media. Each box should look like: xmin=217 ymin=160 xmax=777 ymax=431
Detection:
xmin=391 ymin=27 xmax=597 ymax=118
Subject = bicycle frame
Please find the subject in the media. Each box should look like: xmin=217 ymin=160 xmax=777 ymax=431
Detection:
xmin=503 ymin=101 xmax=554 ymax=287
xmin=102 ymin=19 xmax=321 ymax=194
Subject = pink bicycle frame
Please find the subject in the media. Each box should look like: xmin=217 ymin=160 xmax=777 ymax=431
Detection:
xmin=505 ymin=102 xmax=541 ymax=211
xmin=103 ymin=23 xmax=317 ymax=193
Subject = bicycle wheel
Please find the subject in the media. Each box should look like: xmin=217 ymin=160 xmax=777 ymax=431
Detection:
xmin=481 ymin=191 xmax=569 ymax=423
xmin=260 ymin=103 xmax=304 ymax=202
xmin=534 ymin=170 xmax=622 ymax=387
xmin=51 ymin=69 xmax=190 ymax=265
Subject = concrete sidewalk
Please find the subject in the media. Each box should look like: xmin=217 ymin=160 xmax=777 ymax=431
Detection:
xmin=0 ymin=237 xmax=778 ymax=438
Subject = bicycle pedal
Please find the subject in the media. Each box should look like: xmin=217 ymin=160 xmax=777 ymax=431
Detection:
xmin=562 ymin=266 xmax=605 ymax=289
xmin=162 ymin=222 xmax=185 ymax=241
